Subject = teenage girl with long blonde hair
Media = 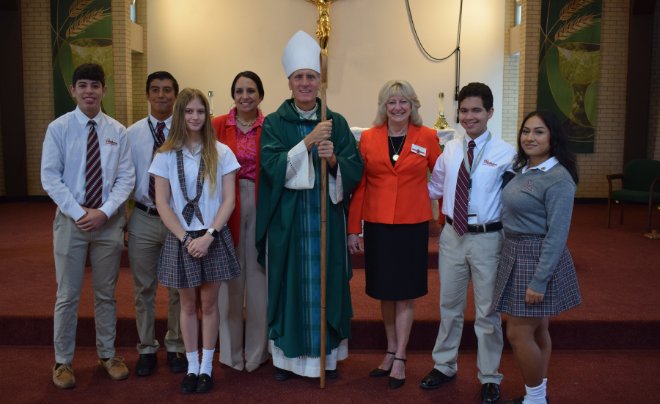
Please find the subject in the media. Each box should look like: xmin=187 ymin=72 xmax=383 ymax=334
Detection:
xmin=149 ymin=88 xmax=241 ymax=394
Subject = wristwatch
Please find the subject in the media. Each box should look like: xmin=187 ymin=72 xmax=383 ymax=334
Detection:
xmin=207 ymin=228 xmax=218 ymax=238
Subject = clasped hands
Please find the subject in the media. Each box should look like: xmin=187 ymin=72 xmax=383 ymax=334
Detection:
xmin=186 ymin=233 xmax=214 ymax=259
xmin=75 ymin=207 xmax=108 ymax=232
xmin=304 ymin=119 xmax=337 ymax=167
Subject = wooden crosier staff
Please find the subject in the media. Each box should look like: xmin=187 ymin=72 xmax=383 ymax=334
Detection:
xmin=319 ymin=48 xmax=328 ymax=389
xmin=305 ymin=0 xmax=337 ymax=389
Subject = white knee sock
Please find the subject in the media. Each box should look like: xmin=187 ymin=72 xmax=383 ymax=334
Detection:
xmin=200 ymin=348 xmax=215 ymax=376
xmin=523 ymin=382 xmax=546 ymax=404
xmin=186 ymin=351 xmax=200 ymax=375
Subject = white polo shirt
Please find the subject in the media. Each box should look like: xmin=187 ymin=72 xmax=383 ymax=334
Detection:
xmin=149 ymin=141 xmax=240 ymax=231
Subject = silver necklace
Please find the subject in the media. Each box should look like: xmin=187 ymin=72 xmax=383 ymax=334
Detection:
xmin=189 ymin=141 xmax=201 ymax=155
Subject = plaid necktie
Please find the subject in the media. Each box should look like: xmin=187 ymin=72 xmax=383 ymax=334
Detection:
xmin=176 ymin=149 xmax=205 ymax=226
xmin=85 ymin=120 xmax=103 ymax=209
xmin=453 ymin=140 xmax=476 ymax=236
xmin=148 ymin=122 xmax=166 ymax=203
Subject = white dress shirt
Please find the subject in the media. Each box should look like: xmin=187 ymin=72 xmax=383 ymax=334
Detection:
xmin=41 ymin=107 xmax=135 ymax=221
xmin=127 ymin=114 xmax=172 ymax=208
xmin=149 ymin=141 xmax=241 ymax=231
xmin=428 ymin=129 xmax=516 ymax=224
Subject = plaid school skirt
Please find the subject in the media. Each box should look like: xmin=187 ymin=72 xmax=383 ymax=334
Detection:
xmin=493 ymin=233 xmax=581 ymax=317
xmin=158 ymin=226 xmax=241 ymax=289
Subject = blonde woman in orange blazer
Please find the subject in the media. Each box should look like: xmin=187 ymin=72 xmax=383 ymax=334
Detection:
xmin=348 ymin=80 xmax=442 ymax=389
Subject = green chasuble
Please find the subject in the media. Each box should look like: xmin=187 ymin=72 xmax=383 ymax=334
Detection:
xmin=256 ymin=98 xmax=364 ymax=358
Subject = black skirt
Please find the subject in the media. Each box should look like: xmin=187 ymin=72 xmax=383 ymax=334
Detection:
xmin=363 ymin=221 xmax=429 ymax=301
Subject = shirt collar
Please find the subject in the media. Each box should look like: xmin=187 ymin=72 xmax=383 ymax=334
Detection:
xmin=149 ymin=114 xmax=172 ymax=130
xmin=522 ymin=156 xmax=559 ymax=174
xmin=182 ymin=143 xmax=203 ymax=158
xmin=464 ymin=129 xmax=490 ymax=151
xmin=74 ymin=106 xmax=103 ymax=129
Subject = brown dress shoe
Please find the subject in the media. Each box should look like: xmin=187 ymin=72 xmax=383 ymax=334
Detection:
xmin=53 ymin=363 xmax=76 ymax=389
xmin=98 ymin=357 xmax=129 ymax=380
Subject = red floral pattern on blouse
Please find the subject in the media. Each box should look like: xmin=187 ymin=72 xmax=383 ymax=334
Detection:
xmin=227 ymin=108 xmax=264 ymax=181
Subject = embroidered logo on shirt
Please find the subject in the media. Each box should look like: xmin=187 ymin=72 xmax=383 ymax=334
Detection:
xmin=483 ymin=159 xmax=497 ymax=167
xmin=524 ymin=180 xmax=536 ymax=192
xmin=105 ymin=138 xmax=118 ymax=146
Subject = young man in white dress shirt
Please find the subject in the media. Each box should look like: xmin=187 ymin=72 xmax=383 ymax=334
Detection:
xmin=423 ymin=83 xmax=516 ymax=404
xmin=41 ymin=63 xmax=135 ymax=388
xmin=126 ymin=71 xmax=188 ymax=376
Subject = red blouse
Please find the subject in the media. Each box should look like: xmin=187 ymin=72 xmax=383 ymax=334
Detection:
xmin=227 ymin=108 xmax=264 ymax=181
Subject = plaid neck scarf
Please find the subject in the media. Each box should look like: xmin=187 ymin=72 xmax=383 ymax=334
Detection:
xmin=176 ymin=149 xmax=205 ymax=226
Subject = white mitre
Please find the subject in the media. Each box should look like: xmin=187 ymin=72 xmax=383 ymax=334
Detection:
xmin=282 ymin=30 xmax=321 ymax=77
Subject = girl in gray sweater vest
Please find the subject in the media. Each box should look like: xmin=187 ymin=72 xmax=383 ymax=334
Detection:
xmin=494 ymin=111 xmax=581 ymax=404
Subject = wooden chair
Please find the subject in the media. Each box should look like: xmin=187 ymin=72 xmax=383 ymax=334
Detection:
xmin=606 ymin=159 xmax=660 ymax=232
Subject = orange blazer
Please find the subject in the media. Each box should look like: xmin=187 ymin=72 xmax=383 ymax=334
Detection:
xmin=212 ymin=114 xmax=261 ymax=246
xmin=347 ymin=123 xmax=443 ymax=234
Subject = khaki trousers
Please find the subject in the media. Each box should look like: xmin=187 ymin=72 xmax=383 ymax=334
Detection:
xmin=127 ymin=207 xmax=184 ymax=354
xmin=431 ymin=222 xmax=504 ymax=384
xmin=53 ymin=206 xmax=126 ymax=364
xmin=218 ymin=180 xmax=269 ymax=371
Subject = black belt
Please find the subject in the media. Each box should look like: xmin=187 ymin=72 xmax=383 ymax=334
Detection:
xmin=446 ymin=217 xmax=502 ymax=233
xmin=134 ymin=202 xmax=159 ymax=216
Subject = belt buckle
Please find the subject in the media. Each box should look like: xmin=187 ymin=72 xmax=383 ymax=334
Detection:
xmin=146 ymin=206 xmax=157 ymax=216
xmin=468 ymin=224 xmax=487 ymax=234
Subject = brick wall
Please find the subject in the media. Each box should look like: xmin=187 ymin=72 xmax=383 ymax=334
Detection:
xmin=518 ymin=0 xmax=630 ymax=197
xmin=649 ymin=4 xmax=660 ymax=160
xmin=112 ymin=0 xmax=132 ymax=126
xmin=20 ymin=0 xmax=134 ymax=196
xmin=131 ymin=0 xmax=148 ymax=124
xmin=21 ymin=0 xmax=54 ymax=196
xmin=502 ymin=0 xmax=520 ymax=146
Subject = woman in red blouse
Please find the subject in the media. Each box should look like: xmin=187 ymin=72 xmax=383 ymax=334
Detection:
xmin=212 ymin=71 xmax=268 ymax=373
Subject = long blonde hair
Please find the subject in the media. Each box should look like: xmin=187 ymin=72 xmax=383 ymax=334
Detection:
xmin=373 ymin=80 xmax=423 ymax=127
xmin=157 ymin=88 xmax=220 ymax=193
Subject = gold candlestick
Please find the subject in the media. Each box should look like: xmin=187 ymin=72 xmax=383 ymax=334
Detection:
xmin=208 ymin=91 xmax=214 ymax=119
xmin=433 ymin=92 xmax=450 ymax=130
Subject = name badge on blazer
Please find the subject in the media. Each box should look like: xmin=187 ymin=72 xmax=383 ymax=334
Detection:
xmin=411 ymin=144 xmax=426 ymax=156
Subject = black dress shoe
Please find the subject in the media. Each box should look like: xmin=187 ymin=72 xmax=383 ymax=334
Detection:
xmin=419 ymin=368 xmax=456 ymax=389
xmin=135 ymin=353 xmax=157 ymax=376
xmin=326 ymin=369 xmax=338 ymax=379
xmin=167 ymin=352 xmax=188 ymax=373
xmin=481 ymin=383 xmax=501 ymax=404
xmin=388 ymin=358 xmax=407 ymax=390
xmin=274 ymin=367 xmax=293 ymax=381
xmin=196 ymin=373 xmax=213 ymax=393
xmin=180 ymin=373 xmax=198 ymax=394
xmin=369 ymin=351 xmax=395 ymax=377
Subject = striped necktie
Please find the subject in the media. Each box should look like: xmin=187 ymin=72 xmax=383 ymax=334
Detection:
xmin=85 ymin=120 xmax=103 ymax=209
xmin=148 ymin=122 xmax=166 ymax=203
xmin=452 ymin=140 xmax=476 ymax=236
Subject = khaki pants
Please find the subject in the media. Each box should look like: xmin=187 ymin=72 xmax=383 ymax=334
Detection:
xmin=218 ymin=180 xmax=269 ymax=370
xmin=127 ymin=207 xmax=184 ymax=354
xmin=53 ymin=206 xmax=126 ymax=364
xmin=431 ymin=222 xmax=504 ymax=384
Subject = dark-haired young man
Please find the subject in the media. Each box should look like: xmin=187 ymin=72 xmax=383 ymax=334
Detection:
xmin=41 ymin=63 xmax=135 ymax=388
xmin=423 ymin=83 xmax=516 ymax=403
xmin=126 ymin=71 xmax=188 ymax=376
